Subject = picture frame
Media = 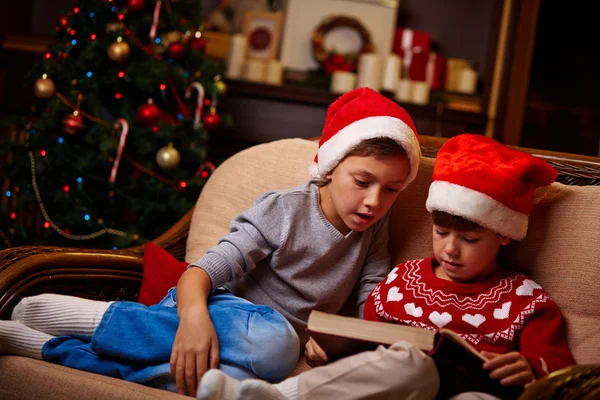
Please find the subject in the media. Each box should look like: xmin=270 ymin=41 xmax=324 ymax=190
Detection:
xmin=243 ymin=11 xmax=284 ymax=61
xmin=279 ymin=0 xmax=399 ymax=72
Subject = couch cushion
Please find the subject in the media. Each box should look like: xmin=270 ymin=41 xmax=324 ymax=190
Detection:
xmin=0 ymin=356 xmax=187 ymax=400
xmin=186 ymin=138 xmax=318 ymax=262
xmin=389 ymin=157 xmax=600 ymax=364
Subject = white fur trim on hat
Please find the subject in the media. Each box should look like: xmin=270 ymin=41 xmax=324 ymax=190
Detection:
xmin=426 ymin=180 xmax=529 ymax=240
xmin=310 ymin=116 xmax=420 ymax=190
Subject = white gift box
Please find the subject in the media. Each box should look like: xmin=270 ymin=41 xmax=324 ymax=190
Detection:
xmin=280 ymin=0 xmax=400 ymax=72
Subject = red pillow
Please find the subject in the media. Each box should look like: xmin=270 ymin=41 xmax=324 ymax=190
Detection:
xmin=138 ymin=242 xmax=188 ymax=306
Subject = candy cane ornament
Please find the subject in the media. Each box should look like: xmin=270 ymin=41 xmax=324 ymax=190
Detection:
xmin=149 ymin=0 xmax=162 ymax=41
xmin=109 ymin=118 xmax=130 ymax=184
xmin=185 ymin=82 xmax=205 ymax=130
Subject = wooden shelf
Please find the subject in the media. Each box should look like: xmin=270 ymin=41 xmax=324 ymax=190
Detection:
xmin=224 ymin=79 xmax=488 ymax=127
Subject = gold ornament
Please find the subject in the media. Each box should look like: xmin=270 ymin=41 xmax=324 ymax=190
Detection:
xmin=156 ymin=143 xmax=181 ymax=169
xmin=215 ymin=80 xmax=227 ymax=95
xmin=33 ymin=75 xmax=56 ymax=99
xmin=107 ymin=37 xmax=131 ymax=64
xmin=161 ymin=31 xmax=182 ymax=47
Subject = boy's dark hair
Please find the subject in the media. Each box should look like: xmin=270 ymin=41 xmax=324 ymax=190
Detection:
xmin=345 ymin=137 xmax=408 ymax=160
xmin=432 ymin=210 xmax=482 ymax=231
xmin=315 ymin=137 xmax=408 ymax=186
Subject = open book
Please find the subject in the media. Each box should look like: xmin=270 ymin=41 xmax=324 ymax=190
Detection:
xmin=307 ymin=310 xmax=522 ymax=399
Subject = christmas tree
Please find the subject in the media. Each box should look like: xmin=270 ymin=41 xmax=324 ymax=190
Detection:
xmin=0 ymin=0 xmax=227 ymax=250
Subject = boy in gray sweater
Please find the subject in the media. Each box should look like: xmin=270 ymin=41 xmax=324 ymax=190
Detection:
xmin=0 ymin=88 xmax=421 ymax=397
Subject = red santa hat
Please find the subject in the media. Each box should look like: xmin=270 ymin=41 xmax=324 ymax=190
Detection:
xmin=426 ymin=134 xmax=558 ymax=240
xmin=309 ymin=87 xmax=421 ymax=190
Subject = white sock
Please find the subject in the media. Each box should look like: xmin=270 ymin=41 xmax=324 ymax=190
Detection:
xmin=11 ymin=294 xmax=112 ymax=337
xmin=0 ymin=320 xmax=54 ymax=359
xmin=239 ymin=379 xmax=289 ymax=400
xmin=197 ymin=369 xmax=289 ymax=400
xmin=197 ymin=369 xmax=240 ymax=400
xmin=274 ymin=376 xmax=299 ymax=399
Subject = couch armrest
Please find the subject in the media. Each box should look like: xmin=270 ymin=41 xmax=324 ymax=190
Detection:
xmin=0 ymin=246 xmax=143 ymax=319
xmin=518 ymin=364 xmax=600 ymax=400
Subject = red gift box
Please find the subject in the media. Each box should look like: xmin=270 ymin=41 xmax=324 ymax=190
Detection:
xmin=425 ymin=52 xmax=447 ymax=90
xmin=392 ymin=28 xmax=431 ymax=80
xmin=393 ymin=28 xmax=431 ymax=55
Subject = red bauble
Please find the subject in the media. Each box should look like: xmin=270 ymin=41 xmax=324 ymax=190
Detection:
xmin=190 ymin=37 xmax=207 ymax=53
xmin=167 ymin=42 xmax=186 ymax=59
xmin=62 ymin=113 xmax=84 ymax=135
xmin=203 ymin=113 xmax=221 ymax=129
xmin=127 ymin=0 xmax=145 ymax=12
xmin=136 ymin=103 xmax=160 ymax=127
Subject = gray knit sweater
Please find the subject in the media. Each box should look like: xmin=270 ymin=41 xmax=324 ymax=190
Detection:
xmin=189 ymin=181 xmax=391 ymax=342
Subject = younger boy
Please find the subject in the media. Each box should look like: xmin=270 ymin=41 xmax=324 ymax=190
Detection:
xmin=197 ymin=134 xmax=576 ymax=400
xmin=0 ymin=88 xmax=422 ymax=397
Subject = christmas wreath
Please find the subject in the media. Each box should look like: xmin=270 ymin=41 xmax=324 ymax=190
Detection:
xmin=311 ymin=16 xmax=374 ymax=74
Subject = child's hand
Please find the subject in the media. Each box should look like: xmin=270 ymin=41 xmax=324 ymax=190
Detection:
xmin=305 ymin=336 xmax=328 ymax=367
xmin=481 ymin=351 xmax=536 ymax=387
xmin=170 ymin=308 xmax=220 ymax=397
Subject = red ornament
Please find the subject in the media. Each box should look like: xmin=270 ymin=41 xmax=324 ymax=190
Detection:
xmin=167 ymin=42 xmax=186 ymax=59
xmin=136 ymin=103 xmax=160 ymax=127
xmin=127 ymin=0 xmax=145 ymax=12
xmin=190 ymin=37 xmax=207 ymax=53
xmin=62 ymin=113 xmax=84 ymax=135
xmin=203 ymin=113 xmax=221 ymax=129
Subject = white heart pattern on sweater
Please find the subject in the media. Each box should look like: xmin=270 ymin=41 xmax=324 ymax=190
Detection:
xmin=385 ymin=267 xmax=399 ymax=284
xmin=493 ymin=301 xmax=512 ymax=320
xmin=386 ymin=287 xmax=404 ymax=302
xmin=429 ymin=311 xmax=452 ymax=328
xmin=462 ymin=313 xmax=486 ymax=327
xmin=516 ymin=279 xmax=542 ymax=296
xmin=404 ymin=303 xmax=423 ymax=318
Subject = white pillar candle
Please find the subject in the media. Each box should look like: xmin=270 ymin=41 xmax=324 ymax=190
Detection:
xmin=380 ymin=54 xmax=402 ymax=93
xmin=395 ymin=79 xmax=413 ymax=103
xmin=242 ymin=59 xmax=265 ymax=83
xmin=411 ymin=81 xmax=430 ymax=105
xmin=456 ymin=67 xmax=477 ymax=94
xmin=330 ymin=71 xmax=357 ymax=94
xmin=225 ymin=34 xmax=247 ymax=79
xmin=356 ymin=53 xmax=381 ymax=91
xmin=264 ymin=60 xmax=283 ymax=85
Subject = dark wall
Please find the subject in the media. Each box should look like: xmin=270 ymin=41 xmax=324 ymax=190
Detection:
xmin=522 ymin=0 xmax=600 ymax=156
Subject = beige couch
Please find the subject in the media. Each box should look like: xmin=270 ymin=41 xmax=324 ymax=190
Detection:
xmin=1 ymin=137 xmax=599 ymax=399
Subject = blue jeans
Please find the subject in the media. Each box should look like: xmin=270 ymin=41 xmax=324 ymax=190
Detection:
xmin=42 ymin=289 xmax=299 ymax=387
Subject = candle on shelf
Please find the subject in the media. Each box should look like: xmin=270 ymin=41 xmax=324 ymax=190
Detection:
xmin=242 ymin=59 xmax=266 ymax=83
xmin=456 ymin=67 xmax=477 ymax=94
xmin=265 ymin=60 xmax=284 ymax=85
xmin=395 ymin=79 xmax=413 ymax=103
xmin=356 ymin=53 xmax=381 ymax=91
xmin=411 ymin=81 xmax=430 ymax=105
xmin=225 ymin=34 xmax=247 ymax=79
xmin=330 ymin=71 xmax=357 ymax=94
xmin=380 ymin=54 xmax=402 ymax=93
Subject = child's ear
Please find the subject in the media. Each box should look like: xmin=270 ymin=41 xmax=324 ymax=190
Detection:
xmin=499 ymin=235 xmax=512 ymax=246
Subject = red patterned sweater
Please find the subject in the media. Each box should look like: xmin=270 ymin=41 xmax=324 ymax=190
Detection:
xmin=363 ymin=257 xmax=575 ymax=378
